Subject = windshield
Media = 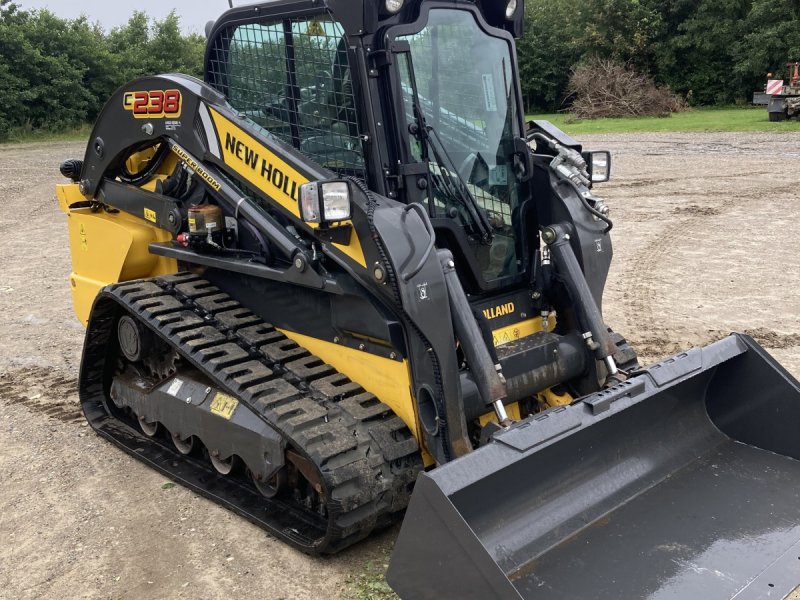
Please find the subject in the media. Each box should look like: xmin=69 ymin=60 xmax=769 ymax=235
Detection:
xmin=397 ymin=9 xmax=524 ymax=283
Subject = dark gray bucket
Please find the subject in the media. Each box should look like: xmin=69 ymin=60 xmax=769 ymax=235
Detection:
xmin=387 ymin=334 xmax=800 ymax=599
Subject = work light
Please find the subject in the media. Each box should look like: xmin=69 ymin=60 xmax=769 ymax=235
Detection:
xmin=299 ymin=180 xmax=352 ymax=224
xmin=505 ymin=0 xmax=518 ymax=18
xmin=386 ymin=0 xmax=405 ymax=14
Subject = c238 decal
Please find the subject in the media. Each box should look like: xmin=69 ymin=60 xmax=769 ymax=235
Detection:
xmin=123 ymin=89 xmax=182 ymax=119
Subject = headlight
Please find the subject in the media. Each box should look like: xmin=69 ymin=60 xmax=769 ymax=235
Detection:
xmin=588 ymin=151 xmax=612 ymax=183
xmin=505 ymin=0 xmax=518 ymax=18
xmin=299 ymin=180 xmax=352 ymax=224
xmin=385 ymin=0 xmax=404 ymax=14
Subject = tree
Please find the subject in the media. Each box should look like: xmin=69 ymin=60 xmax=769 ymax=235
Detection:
xmin=734 ymin=0 xmax=800 ymax=93
xmin=580 ymin=0 xmax=662 ymax=69
xmin=648 ymin=0 xmax=751 ymax=104
xmin=517 ymin=0 xmax=663 ymax=112
xmin=0 ymin=0 xmax=26 ymax=137
xmin=0 ymin=7 xmax=92 ymax=132
xmin=149 ymin=11 xmax=205 ymax=76
xmin=108 ymin=11 xmax=205 ymax=83
xmin=0 ymin=6 xmax=207 ymax=140
xmin=517 ymin=0 xmax=585 ymax=111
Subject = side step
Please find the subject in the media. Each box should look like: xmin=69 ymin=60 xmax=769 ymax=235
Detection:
xmin=387 ymin=334 xmax=800 ymax=599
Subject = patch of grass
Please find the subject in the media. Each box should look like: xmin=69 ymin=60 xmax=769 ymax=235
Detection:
xmin=526 ymin=107 xmax=800 ymax=135
xmin=2 ymin=123 xmax=91 ymax=144
xmin=341 ymin=547 xmax=398 ymax=600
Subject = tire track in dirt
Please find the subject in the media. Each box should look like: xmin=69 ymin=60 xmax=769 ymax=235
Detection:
xmin=617 ymin=186 xmax=746 ymax=360
xmin=742 ymin=328 xmax=800 ymax=350
xmin=612 ymin=171 xmax=772 ymax=189
xmin=0 ymin=367 xmax=82 ymax=423
xmin=604 ymin=138 xmax=800 ymax=158
xmin=618 ymin=187 xmax=800 ymax=361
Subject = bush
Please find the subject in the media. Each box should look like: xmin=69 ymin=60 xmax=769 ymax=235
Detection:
xmin=567 ymin=58 xmax=686 ymax=119
xmin=0 ymin=4 xmax=204 ymax=141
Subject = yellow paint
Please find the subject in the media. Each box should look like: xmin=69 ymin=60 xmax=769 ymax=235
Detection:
xmin=125 ymin=145 xmax=158 ymax=174
xmin=492 ymin=313 xmax=557 ymax=347
xmin=57 ymin=183 xmax=177 ymax=325
xmin=492 ymin=318 xmax=540 ymax=347
xmin=209 ymin=108 xmax=367 ymax=269
xmin=79 ymin=223 xmax=88 ymax=251
xmin=330 ymin=225 xmax=367 ymax=269
xmin=210 ymin=393 xmax=239 ymax=419
xmin=538 ymin=387 xmax=573 ymax=408
xmin=210 ymin=107 xmax=308 ymax=219
xmin=57 ymin=182 xmax=90 ymax=213
xmin=479 ymin=402 xmax=522 ymax=428
xmin=276 ymin=329 xmax=432 ymax=464
xmin=306 ymin=20 xmax=326 ymax=36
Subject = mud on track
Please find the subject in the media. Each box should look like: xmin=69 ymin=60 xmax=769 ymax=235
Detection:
xmin=0 ymin=132 xmax=798 ymax=598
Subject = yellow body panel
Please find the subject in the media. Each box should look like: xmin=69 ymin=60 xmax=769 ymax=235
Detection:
xmin=57 ymin=183 xmax=177 ymax=325
xmin=125 ymin=145 xmax=157 ymax=174
xmin=275 ymin=329 xmax=433 ymax=464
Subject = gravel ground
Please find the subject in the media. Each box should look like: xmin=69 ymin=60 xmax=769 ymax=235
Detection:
xmin=0 ymin=132 xmax=798 ymax=599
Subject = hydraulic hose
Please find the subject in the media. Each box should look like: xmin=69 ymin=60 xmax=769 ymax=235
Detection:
xmin=119 ymin=142 xmax=171 ymax=186
xmin=558 ymin=179 xmax=614 ymax=234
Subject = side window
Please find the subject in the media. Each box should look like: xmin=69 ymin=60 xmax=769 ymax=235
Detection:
xmin=208 ymin=16 xmax=364 ymax=174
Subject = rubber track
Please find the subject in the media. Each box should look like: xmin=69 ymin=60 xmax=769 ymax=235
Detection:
xmin=79 ymin=273 xmax=422 ymax=554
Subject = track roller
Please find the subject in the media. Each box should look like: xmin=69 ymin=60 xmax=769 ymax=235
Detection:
xmin=210 ymin=451 xmax=236 ymax=475
xmin=171 ymin=432 xmax=194 ymax=455
xmin=251 ymin=468 xmax=286 ymax=499
xmin=138 ymin=415 xmax=158 ymax=437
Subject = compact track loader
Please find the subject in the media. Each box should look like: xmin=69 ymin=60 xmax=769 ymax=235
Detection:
xmin=57 ymin=1 xmax=800 ymax=598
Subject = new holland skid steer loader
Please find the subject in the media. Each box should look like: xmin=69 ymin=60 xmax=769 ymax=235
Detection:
xmin=57 ymin=1 xmax=800 ymax=598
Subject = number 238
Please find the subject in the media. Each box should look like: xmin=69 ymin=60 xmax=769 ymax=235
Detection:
xmin=124 ymin=90 xmax=182 ymax=118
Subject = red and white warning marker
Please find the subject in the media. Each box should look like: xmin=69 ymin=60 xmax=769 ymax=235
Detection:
xmin=767 ymin=79 xmax=785 ymax=95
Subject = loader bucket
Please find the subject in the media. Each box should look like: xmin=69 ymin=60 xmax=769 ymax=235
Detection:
xmin=387 ymin=334 xmax=800 ymax=600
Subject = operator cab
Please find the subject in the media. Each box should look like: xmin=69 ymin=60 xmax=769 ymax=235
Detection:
xmin=205 ymin=0 xmax=530 ymax=294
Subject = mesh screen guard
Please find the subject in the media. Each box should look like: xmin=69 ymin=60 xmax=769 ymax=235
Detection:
xmin=207 ymin=16 xmax=365 ymax=175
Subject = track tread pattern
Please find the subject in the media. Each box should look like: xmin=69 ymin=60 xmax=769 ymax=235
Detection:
xmin=80 ymin=273 xmax=422 ymax=554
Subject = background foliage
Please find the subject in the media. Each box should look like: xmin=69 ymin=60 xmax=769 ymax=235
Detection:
xmin=520 ymin=0 xmax=800 ymax=111
xmin=0 ymin=0 xmax=204 ymax=139
xmin=1 ymin=0 xmax=799 ymax=139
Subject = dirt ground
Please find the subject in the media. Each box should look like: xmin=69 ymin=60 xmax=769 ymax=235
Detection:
xmin=0 ymin=133 xmax=798 ymax=599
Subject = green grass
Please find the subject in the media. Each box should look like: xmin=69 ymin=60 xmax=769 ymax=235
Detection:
xmin=5 ymin=107 xmax=800 ymax=144
xmin=526 ymin=106 xmax=800 ymax=135
xmin=341 ymin=545 xmax=398 ymax=600
xmin=2 ymin=106 xmax=795 ymax=144
xmin=1 ymin=123 xmax=91 ymax=144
